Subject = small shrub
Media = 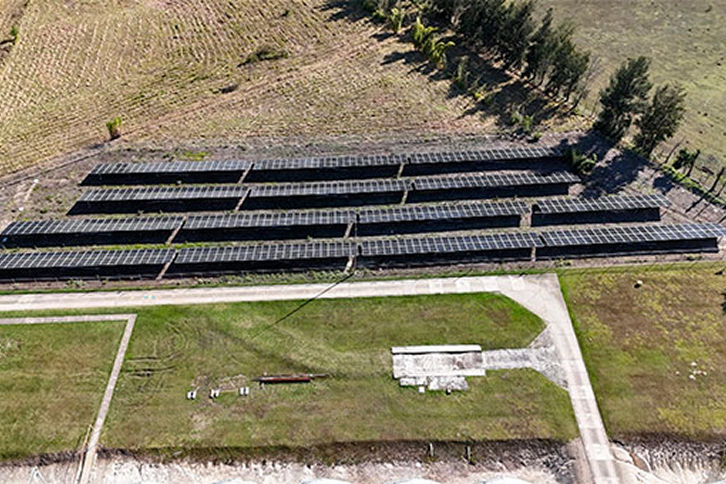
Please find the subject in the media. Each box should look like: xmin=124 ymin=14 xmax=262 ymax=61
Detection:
xmin=361 ymin=0 xmax=380 ymax=12
xmin=452 ymin=56 xmax=470 ymax=90
xmin=241 ymin=45 xmax=288 ymax=66
xmin=106 ymin=117 xmax=122 ymax=140
xmin=372 ymin=8 xmax=388 ymax=22
xmin=510 ymin=108 xmax=534 ymax=135
xmin=673 ymin=147 xmax=700 ymax=177
xmin=387 ymin=7 xmax=405 ymax=33
xmin=9 ymin=26 xmax=18 ymax=45
xmin=566 ymin=148 xmax=597 ymax=175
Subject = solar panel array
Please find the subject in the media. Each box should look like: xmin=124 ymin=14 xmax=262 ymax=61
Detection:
xmin=360 ymin=232 xmax=542 ymax=257
xmin=85 ymin=147 xmax=562 ymax=183
xmin=249 ymin=179 xmax=408 ymax=198
xmin=540 ymin=223 xmax=726 ymax=247
xmin=357 ymin=201 xmax=528 ymax=224
xmin=534 ymin=194 xmax=670 ymax=214
xmin=254 ymin=154 xmax=405 ymax=170
xmin=406 ymin=146 xmax=561 ymax=165
xmin=0 ymin=249 xmax=175 ymax=270
xmin=2 ymin=217 xmax=183 ymax=236
xmin=78 ymin=186 xmax=248 ymax=202
xmin=90 ymin=160 xmax=251 ymax=175
xmin=4 ymin=143 xmax=725 ymax=282
xmin=411 ymin=172 xmax=578 ymax=191
xmin=1 ymin=223 xmax=724 ymax=280
xmin=176 ymin=241 xmax=355 ymax=264
xmin=185 ymin=210 xmax=354 ymax=230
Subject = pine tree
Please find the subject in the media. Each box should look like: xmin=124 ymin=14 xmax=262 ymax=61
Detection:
xmin=497 ymin=0 xmax=536 ymax=70
xmin=430 ymin=0 xmax=460 ymax=24
xmin=673 ymin=148 xmax=700 ymax=177
xmin=634 ymin=84 xmax=687 ymax=157
xmin=544 ymin=22 xmax=577 ymax=95
xmin=594 ymin=56 xmax=652 ymax=141
xmin=523 ymin=8 xmax=555 ymax=84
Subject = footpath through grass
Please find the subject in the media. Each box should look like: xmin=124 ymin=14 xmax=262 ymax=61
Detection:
xmin=561 ymin=266 xmax=726 ymax=441
xmin=94 ymin=293 xmax=576 ymax=451
xmin=0 ymin=321 xmax=124 ymax=460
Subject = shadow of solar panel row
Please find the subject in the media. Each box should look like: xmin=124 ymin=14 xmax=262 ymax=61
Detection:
xmin=81 ymin=146 xmax=565 ymax=185
xmin=538 ymin=223 xmax=726 ymax=258
xmin=1 ymin=223 xmax=724 ymax=281
xmin=532 ymin=193 xmax=671 ymax=226
xmin=0 ymin=217 xmax=184 ymax=248
xmin=71 ymin=186 xmax=249 ymax=214
xmin=83 ymin=160 xmax=252 ymax=185
xmin=0 ymin=249 xmax=175 ymax=280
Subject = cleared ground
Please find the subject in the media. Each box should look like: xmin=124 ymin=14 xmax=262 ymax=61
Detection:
xmin=544 ymin=0 xmax=726 ymax=171
xmin=561 ymin=265 xmax=726 ymax=440
xmin=0 ymin=321 xmax=124 ymax=460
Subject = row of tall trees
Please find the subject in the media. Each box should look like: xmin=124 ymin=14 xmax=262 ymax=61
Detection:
xmin=429 ymin=0 xmax=591 ymax=103
xmin=366 ymin=0 xmax=689 ymax=162
xmin=434 ymin=0 xmax=687 ymax=159
xmin=595 ymin=56 xmax=686 ymax=156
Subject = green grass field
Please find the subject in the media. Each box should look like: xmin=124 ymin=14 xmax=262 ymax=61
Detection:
xmin=0 ymin=293 xmax=578 ymax=459
xmin=544 ymin=0 xmax=726 ymax=169
xmin=561 ymin=266 xmax=726 ymax=441
xmin=0 ymin=321 xmax=124 ymax=460
xmin=103 ymin=294 xmax=577 ymax=450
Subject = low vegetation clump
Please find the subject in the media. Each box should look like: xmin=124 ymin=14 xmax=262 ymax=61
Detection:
xmin=9 ymin=26 xmax=19 ymax=45
xmin=240 ymin=44 xmax=289 ymax=66
xmin=411 ymin=16 xmax=454 ymax=68
xmin=106 ymin=116 xmax=122 ymax=140
xmin=566 ymin=147 xmax=597 ymax=175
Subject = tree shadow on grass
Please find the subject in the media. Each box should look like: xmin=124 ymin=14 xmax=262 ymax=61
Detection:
xmin=319 ymin=0 xmax=370 ymax=23
xmin=553 ymin=132 xmax=649 ymax=197
xmin=321 ymin=0 xmax=569 ymax=131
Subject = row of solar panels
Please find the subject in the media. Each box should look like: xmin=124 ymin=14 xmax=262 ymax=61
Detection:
xmin=83 ymin=146 xmax=565 ymax=185
xmin=1 ymin=195 xmax=671 ymax=248
xmin=0 ymin=223 xmax=723 ymax=280
xmin=70 ymin=172 xmax=580 ymax=214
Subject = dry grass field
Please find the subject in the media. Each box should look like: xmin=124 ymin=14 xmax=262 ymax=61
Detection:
xmin=0 ymin=0 xmax=493 ymax=176
xmin=0 ymin=0 xmax=723 ymax=178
